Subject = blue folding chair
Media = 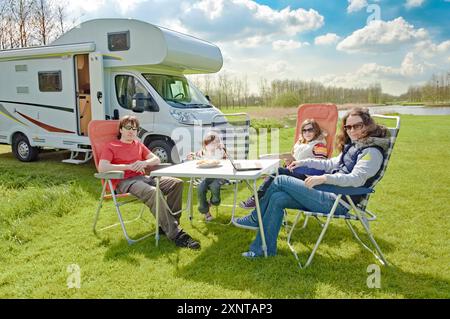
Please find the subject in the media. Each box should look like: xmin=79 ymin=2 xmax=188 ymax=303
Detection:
xmin=287 ymin=114 xmax=400 ymax=268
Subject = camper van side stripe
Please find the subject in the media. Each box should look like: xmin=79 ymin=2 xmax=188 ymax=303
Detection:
xmin=16 ymin=111 xmax=75 ymax=134
xmin=0 ymin=104 xmax=28 ymax=126
xmin=0 ymin=100 xmax=74 ymax=113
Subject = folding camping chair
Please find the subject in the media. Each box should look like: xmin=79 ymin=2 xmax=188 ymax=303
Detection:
xmin=186 ymin=113 xmax=251 ymax=224
xmin=287 ymin=114 xmax=401 ymax=268
xmin=88 ymin=120 xmax=158 ymax=245
xmin=259 ymin=104 xmax=338 ymax=229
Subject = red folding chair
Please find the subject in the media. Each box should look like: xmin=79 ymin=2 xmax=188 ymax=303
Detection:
xmin=88 ymin=120 xmax=156 ymax=245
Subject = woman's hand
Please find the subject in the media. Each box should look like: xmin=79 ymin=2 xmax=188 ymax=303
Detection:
xmin=287 ymin=160 xmax=301 ymax=171
xmin=129 ymin=160 xmax=147 ymax=173
xmin=304 ymin=175 xmax=327 ymax=188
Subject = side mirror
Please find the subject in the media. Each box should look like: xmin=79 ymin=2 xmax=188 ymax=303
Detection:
xmin=205 ymin=95 xmax=211 ymax=102
xmin=132 ymin=93 xmax=145 ymax=113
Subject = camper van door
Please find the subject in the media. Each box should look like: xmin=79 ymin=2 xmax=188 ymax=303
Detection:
xmin=89 ymin=53 xmax=105 ymax=121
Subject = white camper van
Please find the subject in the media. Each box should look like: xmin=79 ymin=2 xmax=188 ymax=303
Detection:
xmin=0 ymin=18 xmax=224 ymax=164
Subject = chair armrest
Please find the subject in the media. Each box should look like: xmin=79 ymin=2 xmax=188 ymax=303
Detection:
xmin=314 ymin=184 xmax=374 ymax=195
xmin=146 ymin=163 xmax=173 ymax=173
xmin=259 ymin=153 xmax=292 ymax=160
xmin=94 ymin=171 xmax=125 ymax=179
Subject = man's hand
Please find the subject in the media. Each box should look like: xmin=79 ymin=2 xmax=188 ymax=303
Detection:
xmin=129 ymin=160 xmax=147 ymax=173
xmin=304 ymin=175 xmax=327 ymax=189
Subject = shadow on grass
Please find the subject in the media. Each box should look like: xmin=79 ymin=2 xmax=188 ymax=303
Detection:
xmin=173 ymin=220 xmax=450 ymax=298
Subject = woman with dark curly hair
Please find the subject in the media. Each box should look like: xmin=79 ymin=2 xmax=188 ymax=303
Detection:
xmin=234 ymin=107 xmax=390 ymax=258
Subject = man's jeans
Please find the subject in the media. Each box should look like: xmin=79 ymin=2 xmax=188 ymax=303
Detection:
xmin=197 ymin=178 xmax=226 ymax=214
xmin=248 ymin=175 xmax=348 ymax=256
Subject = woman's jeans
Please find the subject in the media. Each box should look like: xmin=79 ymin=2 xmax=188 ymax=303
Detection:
xmin=197 ymin=178 xmax=226 ymax=214
xmin=248 ymin=175 xmax=348 ymax=256
xmin=256 ymin=167 xmax=325 ymax=199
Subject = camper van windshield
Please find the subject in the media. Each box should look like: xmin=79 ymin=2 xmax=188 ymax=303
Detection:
xmin=142 ymin=74 xmax=211 ymax=109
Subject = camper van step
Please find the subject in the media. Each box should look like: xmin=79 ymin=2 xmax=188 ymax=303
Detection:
xmin=62 ymin=151 xmax=92 ymax=164
xmin=62 ymin=159 xmax=91 ymax=165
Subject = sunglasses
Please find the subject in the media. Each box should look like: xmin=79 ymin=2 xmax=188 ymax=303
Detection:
xmin=302 ymin=127 xmax=315 ymax=133
xmin=344 ymin=122 xmax=364 ymax=131
xmin=122 ymin=125 xmax=138 ymax=131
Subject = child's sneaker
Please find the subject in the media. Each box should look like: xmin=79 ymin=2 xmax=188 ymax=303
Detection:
xmin=239 ymin=196 xmax=256 ymax=209
xmin=205 ymin=211 xmax=214 ymax=222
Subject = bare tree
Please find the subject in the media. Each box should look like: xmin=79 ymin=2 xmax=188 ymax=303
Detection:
xmin=32 ymin=0 xmax=55 ymax=45
xmin=9 ymin=0 xmax=35 ymax=48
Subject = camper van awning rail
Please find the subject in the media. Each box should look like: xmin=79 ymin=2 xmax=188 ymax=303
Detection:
xmin=0 ymin=42 xmax=96 ymax=60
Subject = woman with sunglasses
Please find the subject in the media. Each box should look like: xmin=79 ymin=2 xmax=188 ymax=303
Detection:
xmin=239 ymin=119 xmax=328 ymax=210
xmin=234 ymin=108 xmax=390 ymax=258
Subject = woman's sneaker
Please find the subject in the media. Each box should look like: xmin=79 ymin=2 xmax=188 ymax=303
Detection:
xmin=239 ymin=196 xmax=256 ymax=209
xmin=242 ymin=251 xmax=259 ymax=258
xmin=232 ymin=214 xmax=259 ymax=230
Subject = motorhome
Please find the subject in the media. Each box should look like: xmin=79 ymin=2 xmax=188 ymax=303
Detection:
xmin=0 ymin=18 xmax=224 ymax=164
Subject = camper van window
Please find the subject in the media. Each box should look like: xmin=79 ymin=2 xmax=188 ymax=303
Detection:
xmin=115 ymin=75 xmax=152 ymax=110
xmin=38 ymin=71 xmax=62 ymax=92
xmin=142 ymin=73 xmax=211 ymax=109
xmin=108 ymin=31 xmax=130 ymax=51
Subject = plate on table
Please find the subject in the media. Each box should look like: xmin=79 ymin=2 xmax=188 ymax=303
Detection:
xmin=196 ymin=159 xmax=221 ymax=168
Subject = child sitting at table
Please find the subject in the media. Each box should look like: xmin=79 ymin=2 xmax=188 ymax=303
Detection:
xmin=186 ymin=131 xmax=227 ymax=221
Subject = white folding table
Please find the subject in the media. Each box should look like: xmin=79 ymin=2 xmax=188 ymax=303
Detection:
xmin=150 ymin=159 xmax=280 ymax=257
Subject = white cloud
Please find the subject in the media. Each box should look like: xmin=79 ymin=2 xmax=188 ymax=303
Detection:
xmin=272 ymin=39 xmax=308 ymax=51
xmin=180 ymin=0 xmax=324 ymax=42
xmin=405 ymin=0 xmax=425 ymax=9
xmin=414 ymin=39 xmax=450 ymax=58
xmin=266 ymin=61 xmax=289 ymax=73
xmin=337 ymin=17 xmax=428 ymax=53
xmin=347 ymin=0 xmax=368 ymax=13
xmin=314 ymin=33 xmax=341 ymax=46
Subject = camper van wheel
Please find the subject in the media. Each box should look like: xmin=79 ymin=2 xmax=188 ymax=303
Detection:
xmin=12 ymin=134 xmax=39 ymax=162
xmin=147 ymin=139 xmax=173 ymax=163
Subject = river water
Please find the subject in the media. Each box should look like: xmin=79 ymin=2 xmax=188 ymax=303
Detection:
xmin=338 ymin=105 xmax=450 ymax=117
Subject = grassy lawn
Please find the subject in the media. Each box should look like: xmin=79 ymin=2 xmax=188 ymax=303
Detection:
xmin=0 ymin=115 xmax=449 ymax=298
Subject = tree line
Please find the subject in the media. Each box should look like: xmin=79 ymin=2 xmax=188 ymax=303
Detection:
xmin=0 ymin=0 xmax=71 ymax=49
xmin=190 ymin=73 xmax=395 ymax=108
xmin=400 ymin=72 xmax=450 ymax=104
xmin=191 ymin=70 xmax=450 ymax=108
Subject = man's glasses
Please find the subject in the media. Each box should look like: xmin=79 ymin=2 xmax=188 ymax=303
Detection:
xmin=344 ymin=122 xmax=364 ymax=131
xmin=302 ymin=127 xmax=315 ymax=133
xmin=122 ymin=125 xmax=138 ymax=131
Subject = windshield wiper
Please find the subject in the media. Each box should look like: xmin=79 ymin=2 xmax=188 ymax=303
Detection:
xmin=166 ymin=99 xmax=188 ymax=106
xmin=188 ymin=103 xmax=212 ymax=108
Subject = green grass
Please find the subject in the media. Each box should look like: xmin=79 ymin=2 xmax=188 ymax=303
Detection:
xmin=0 ymin=115 xmax=449 ymax=298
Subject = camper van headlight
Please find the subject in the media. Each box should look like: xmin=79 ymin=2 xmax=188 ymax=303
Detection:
xmin=170 ymin=110 xmax=198 ymax=125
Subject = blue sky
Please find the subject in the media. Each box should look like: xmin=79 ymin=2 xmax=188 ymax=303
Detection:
xmin=65 ymin=0 xmax=450 ymax=95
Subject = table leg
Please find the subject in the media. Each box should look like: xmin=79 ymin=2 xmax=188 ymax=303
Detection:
xmin=155 ymin=176 xmax=160 ymax=247
xmin=189 ymin=177 xmax=194 ymax=224
xmin=253 ymin=179 xmax=268 ymax=257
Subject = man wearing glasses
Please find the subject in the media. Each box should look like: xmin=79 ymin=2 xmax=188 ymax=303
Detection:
xmin=98 ymin=115 xmax=200 ymax=249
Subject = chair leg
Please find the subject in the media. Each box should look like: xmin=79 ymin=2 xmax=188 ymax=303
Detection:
xmin=303 ymin=196 xmax=341 ymax=268
xmin=346 ymin=220 xmax=387 ymax=266
xmin=93 ymin=181 xmax=108 ymax=234
xmin=345 ymin=196 xmax=388 ymax=266
xmin=94 ymin=180 xmax=158 ymax=245
xmin=286 ymin=211 xmax=304 ymax=268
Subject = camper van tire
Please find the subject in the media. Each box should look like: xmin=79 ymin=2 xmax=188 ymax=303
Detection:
xmin=146 ymin=139 xmax=174 ymax=163
xmin=12 ymin=134 xmax=39 ymax=162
